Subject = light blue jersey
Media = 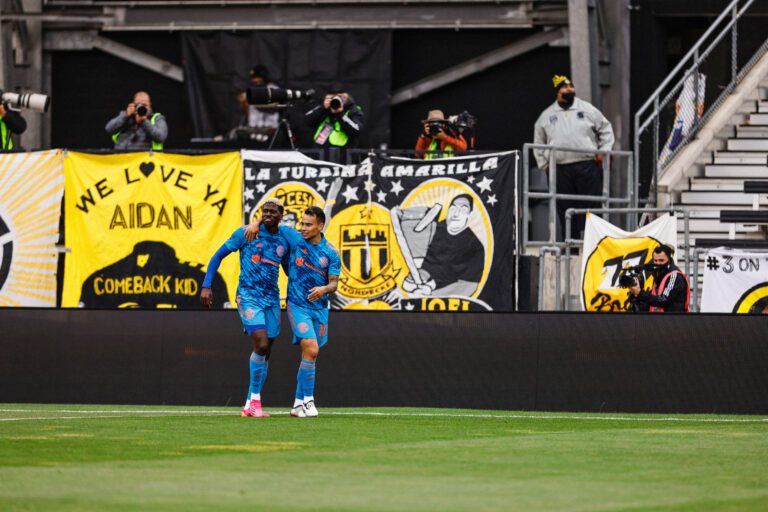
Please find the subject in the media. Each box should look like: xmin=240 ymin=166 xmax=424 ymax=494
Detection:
xmin=280 ymin=226 xmax=341 ymax=310
xmin=221 ymin=225 xmax=291 ymax=309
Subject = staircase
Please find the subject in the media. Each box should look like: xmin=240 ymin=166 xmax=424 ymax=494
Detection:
xmin=672 ymin=81 xmax=768 ymax=247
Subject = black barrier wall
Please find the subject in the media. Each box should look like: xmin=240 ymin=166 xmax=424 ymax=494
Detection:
xmin=1 ymin=309 xmax=767 ymax=414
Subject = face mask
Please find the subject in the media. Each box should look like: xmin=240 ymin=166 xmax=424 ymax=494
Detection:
xmin=561 ymin=92 xmax=575 ymax=103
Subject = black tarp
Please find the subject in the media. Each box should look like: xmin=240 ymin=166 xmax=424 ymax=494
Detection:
xmin=181 ymin=31 xmax=392 ymax=148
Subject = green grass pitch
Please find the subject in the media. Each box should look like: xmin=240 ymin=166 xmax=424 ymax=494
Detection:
xmin=1 ymin=404 xmax=767 ymax=511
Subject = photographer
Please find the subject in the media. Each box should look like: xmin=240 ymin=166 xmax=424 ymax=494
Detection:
xmin=105 ymin=91 xmax=167 ymax=151
xmin=415 ymin=110 xmax=467 ymax=160
xmin=628 ymin=244 xmax=690 ymax=312
xmin=0 ymin=101 xmax=27 ymax=152
xmin=305 ymin=83 xmax=364 ymax=149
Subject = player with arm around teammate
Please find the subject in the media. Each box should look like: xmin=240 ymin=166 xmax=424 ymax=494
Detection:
xmin=246 ymin=206 xmax=340 ymax=418
xmin=200 ymin=199 xmax=291 ymax=418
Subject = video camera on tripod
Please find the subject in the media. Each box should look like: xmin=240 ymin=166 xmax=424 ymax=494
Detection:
xmin=0 ymin=90 xmax=50 ymax=113
xmin=244 ymin=86 xmax=315 ymax=150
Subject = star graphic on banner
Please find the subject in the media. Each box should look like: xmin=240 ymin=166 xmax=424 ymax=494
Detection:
xmin=376 ymin=190 xmax=388 ymax=203
xmin=486 ymin=194 xmax=498 ymax=206
xmin=316 ymin=179 xmax=329 ymax=193
xmin=341 ymin=184 xmax=359 ymax=203
xmin=467 ymin=175 xmax=475 ymax=184
xmin=404 ymin=302 xmax=415 ymax=311
xmin=244 ymin=188 xmax=255 ymax=201
xmin=476 ymin=176 xmax=493 ymax=193
xmin=364 ymin=179 xmax=377 ymax=192
xmin=255 ymin=182 xmax=267 ymax=194
xmin=390 ymin=180 xmax=404 ymax=196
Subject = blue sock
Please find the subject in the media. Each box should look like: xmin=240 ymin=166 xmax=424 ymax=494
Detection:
xmin=299 ymin=359 xmax=316 ymax=400
xmin=249 ymin=352 xmax=267 ymax=399
xmin=261 ymin=360 xmax=269 ymax=390
xmin=294 ymin=364 xmax=304 ymax=402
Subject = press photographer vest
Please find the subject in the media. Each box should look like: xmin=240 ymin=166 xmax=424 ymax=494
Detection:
xmin=424 ymin=139 xmax=454 ymax=160
xmin=649 ymin=270 xmax=690 ymax=312
xmin=112 ymin=112 xmax=164 ymax=151
xmin=314 ymin=114 xmax=349 ymax=147
xmin=0 ymin=118 xmax=13 ymax=151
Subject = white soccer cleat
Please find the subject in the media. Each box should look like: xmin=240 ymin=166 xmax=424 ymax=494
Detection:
xmin=303 ymin=400 xmax=318 ymax=418
xmin=290 ymin=404 xmax=306 ymax=418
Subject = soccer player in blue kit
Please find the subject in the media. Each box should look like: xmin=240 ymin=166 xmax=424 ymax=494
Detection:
xmin=200 ymin=199 xmax=290 ymax=418
xmin=247 ymin=205 xmax=340 ymax=418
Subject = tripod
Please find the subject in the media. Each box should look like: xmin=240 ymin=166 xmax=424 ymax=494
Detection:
xmin=268 ymin=105 xmax=296 ymax=150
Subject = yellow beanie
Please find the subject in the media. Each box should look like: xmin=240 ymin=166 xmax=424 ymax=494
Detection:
xmin=552 ymin=75 xmax=572 ymax=89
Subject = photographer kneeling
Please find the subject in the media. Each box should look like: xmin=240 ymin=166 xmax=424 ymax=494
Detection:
xmin=628 ymin=244 xmax=690 ymax=312
xmin=415 ymin=110 xmax=467 ymax=160
xmin=105 ymin=91 xmax=167 ymax=151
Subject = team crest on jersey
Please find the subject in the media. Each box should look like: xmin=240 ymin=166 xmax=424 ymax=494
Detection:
xmin=276 ymin=245 xmax=285 ymax=257
xmin=319 ymin=256 xmax=329 ymax=268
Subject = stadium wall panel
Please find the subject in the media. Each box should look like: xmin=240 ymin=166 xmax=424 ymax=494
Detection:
xmin=1 ymin=309 xmax=766 ymax=414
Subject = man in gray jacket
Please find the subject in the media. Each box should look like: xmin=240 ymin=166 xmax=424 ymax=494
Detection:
xmin=533 ymin=75 xmax=614 ymax=240
xmin=105 ymin=91 xmax=167 ymax=151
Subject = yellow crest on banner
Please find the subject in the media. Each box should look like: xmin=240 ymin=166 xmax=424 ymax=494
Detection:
xmin=62 ymin=152 xmax=242 ymax=308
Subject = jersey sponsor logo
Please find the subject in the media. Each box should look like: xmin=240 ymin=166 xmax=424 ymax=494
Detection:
xmin=251 ymin=254 xmax=261 ymax=264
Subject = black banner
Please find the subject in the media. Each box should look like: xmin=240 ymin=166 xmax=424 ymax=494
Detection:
xmin=243 ymin=151 xmax=517 ymax=311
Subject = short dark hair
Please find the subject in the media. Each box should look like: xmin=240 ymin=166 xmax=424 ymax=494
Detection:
xmin=653 ymin=243 xmax=674 ymax=258
xmin=304 ymin=206 xmax=326 ymax=224
xmin=450 ymin=193 xmax=474 ymax=212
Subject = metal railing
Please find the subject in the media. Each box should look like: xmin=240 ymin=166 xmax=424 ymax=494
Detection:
xmin=633 ymin=0 xmax=767 ymax=207
xmin=540 ymin=207 xmax=693 ymax=312
xmin=521 ymin=143 xmax=635 ymax=250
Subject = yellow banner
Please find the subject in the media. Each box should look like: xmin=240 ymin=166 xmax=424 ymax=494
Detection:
xmin=62 ymin=152 xmax=242 ymax=308
xmin=0 ymin=150 xmax=64 ymax=307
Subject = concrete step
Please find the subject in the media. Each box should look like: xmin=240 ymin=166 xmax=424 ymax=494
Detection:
xmin=758 ymin=101 xmax=768 ymax=113
xmin=737 ymin=125 xmax=768 ymax=137
xmin=727 ymin=139 xmax=768 ymax=151
xmin=674 ymin=204 xmax=764 ymax=212
xmin=689 ymin=177 xmax=753 ymax=191
xmin=677 ymin=218 xmax=761 ymax=233
xmin=705 ymin=163 xmax=768 ymax=177
xmin=680 ymin=191 xmax=768 ymax=205
xmin=748 ymin=113 xmax=768 ymax=124
xmin=712 ymin=152 xmax=767 ymax=165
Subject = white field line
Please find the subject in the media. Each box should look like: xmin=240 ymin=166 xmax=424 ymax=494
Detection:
xmin=0 ymin=408 xmax=767 ymax=424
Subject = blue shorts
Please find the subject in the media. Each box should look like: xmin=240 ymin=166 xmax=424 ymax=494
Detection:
xmin=236 ymin=295 xmax=280 ymax=338
xmin=287 ymin=302 xmax=329 ymax=347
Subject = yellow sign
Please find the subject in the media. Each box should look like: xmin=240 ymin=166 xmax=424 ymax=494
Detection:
xmin=582 ymin=236 xmax=662 ymax=312
xmin=62 ymin=152 xmax=242 ymax=308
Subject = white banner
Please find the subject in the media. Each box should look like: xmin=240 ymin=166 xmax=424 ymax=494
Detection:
xmin=0 ymin=150 xmax=64 ymax=306
xmin=701 ymin=247 xmax=768 ymax=314
xmin=580 ymin=214 xmax=677 ymax=311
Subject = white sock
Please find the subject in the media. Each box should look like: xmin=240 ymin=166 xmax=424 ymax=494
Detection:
xmin=250 ymin=393 xmax=261 ymax=402
xmin=293 ymin=398 xmax=303 ymax=408
xmin=244 ymin=398 xmax=250 ymax=408
xmin=304 ymin=396 xmax=314 ymax=404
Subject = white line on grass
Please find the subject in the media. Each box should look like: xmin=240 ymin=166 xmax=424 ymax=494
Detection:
xmin=1 ymin=409 xmax=767 ymax=423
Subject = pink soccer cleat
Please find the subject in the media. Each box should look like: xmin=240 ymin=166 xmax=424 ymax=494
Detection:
xmin=241 ymin=400 xmax=270 ymax=418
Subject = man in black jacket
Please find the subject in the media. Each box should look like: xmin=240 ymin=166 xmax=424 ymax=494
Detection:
xmin=629 ymin=244 xmax=690 ymax=312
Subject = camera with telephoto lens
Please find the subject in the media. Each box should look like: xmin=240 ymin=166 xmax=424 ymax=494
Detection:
xmin=135 ymin=103 xmax=149 ymax=117
xmin=330 ymin=95 xmax=344 ymax=110
xmin=246 ymin=86 xmax=315 ymax=105
xmin=0 ymin=90 xmax=50 ymax=113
